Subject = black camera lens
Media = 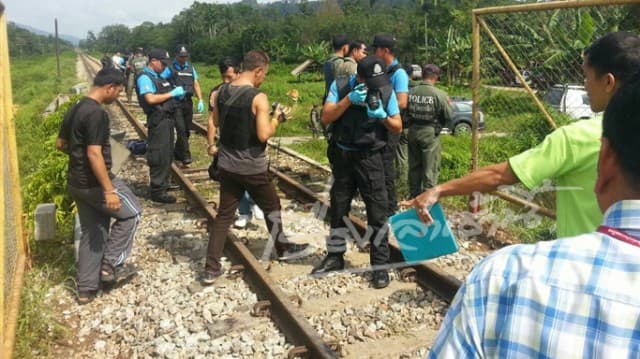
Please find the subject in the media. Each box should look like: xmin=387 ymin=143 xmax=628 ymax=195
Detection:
xmin=366 ymin=90 xmax=380 ymax=110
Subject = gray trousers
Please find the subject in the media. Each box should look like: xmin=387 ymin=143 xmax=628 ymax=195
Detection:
xmin=408 ymin=125 xmax=441 ymax=198
xmin=69 ymin=178 xmax=142 ymax=291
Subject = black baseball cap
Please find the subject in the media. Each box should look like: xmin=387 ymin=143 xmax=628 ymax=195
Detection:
xmin=357 ymin=55 xmax=391 ymax=89
xmin=372 ymin=34 xmax=396 ymax=50
xmin=175 ymin=44 xmax=190 ymax=57
xmin=148 ymin=48 xmax=171 ymax=65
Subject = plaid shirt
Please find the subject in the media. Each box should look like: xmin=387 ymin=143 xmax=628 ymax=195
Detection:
xmin=428 ymin=200 xmax=640 ymax=358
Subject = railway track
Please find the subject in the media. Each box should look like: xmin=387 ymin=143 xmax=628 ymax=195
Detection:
xmin=79 ymin=53 xmax=472 ymax=358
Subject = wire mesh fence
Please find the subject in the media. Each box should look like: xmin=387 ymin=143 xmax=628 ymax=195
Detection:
xmin=470 ymin=0 xmax=640 ymax=223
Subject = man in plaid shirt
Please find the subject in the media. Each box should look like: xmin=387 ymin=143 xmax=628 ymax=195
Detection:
xmin=429 ymin=46 xmax=640 ymax=358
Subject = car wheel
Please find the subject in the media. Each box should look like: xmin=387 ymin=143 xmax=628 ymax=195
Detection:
xmin=453 ymin=122 xmax=472 ymax=136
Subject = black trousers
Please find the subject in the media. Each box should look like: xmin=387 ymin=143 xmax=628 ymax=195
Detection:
xmin=146 ymin=111 xmax=175 ymax=196
xmin=205 ymin=169 xmax=286 ymax=272
xmin=174 ymin=97 xmax=193 ymax=162
xmin=329 ymin=147 xmax=390 ymax=265
xmin=382 ymin=135 xmax=398 ymax=217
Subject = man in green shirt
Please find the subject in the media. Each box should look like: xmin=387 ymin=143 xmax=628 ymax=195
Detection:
xmin=407 ymin=64 xmax=453 ymax=198
xmin=401 ymin=32 xmax=640 ymax=238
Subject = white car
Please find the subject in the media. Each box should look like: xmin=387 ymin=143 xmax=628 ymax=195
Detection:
xmin=542 ymin=84 xmax=596 ymax=120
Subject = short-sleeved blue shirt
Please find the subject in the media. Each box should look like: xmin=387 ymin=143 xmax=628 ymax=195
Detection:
xmin=389 ymin=59 xmax=409 ymax=94
xmin=137 ymin=67 xmax=162 ymax=95
xmin=162 ymin=60 xmax=199 ymax=81
xmin=325 ymin=75 xmax=400 ymax=116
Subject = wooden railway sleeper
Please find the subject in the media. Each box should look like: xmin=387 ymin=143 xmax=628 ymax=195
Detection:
xmin=251 ymin=300 xmax=271 ymax=317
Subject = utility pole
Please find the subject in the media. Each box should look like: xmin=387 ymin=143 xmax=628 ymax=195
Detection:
xmin=55 ymin=18 xmax=60 ymax=78
xmin=424 ymin=13 xmax=428 ymax=60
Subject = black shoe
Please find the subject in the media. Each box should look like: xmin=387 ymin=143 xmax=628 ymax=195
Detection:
xmin=77 ymin=289 xmax=98 ymax=305
xmin=151 ymin=192 xmax=176 ymax=204
xmin=372 ymin=269 xmax=390 ymax=289
xmin=101 ymin=263 xmax=138 ymax=284
xmin=167 ymin=182 xmax=181 ymax=191
xmin=277 ymin=243 xmax=315 ymax=261
xmin=311 ymin=254 xmax=345 ymax=275
xmin=182 ymin=157 xmax=192 ymax=166
xmin=200 ymin=269 xmax=224 ymax=285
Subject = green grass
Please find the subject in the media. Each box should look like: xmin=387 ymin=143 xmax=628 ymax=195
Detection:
xmin=194 ymin=61 xmax=325 ymax=137
xmin=12 ymin=51 xmax=79 ymax=177
xmin=11 ymin=51 xmax=79 ymax=358
xmin=287 ymin=138 xmax=330 ymax=165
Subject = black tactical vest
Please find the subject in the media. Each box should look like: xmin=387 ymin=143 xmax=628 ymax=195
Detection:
xmin=136 ymin=70 xmax=177 ymax=116
xmin=216 ymin=84 xmax=264 ymax=151
xmin=331 ymin=77 xmax=393 ymax=151
xmin=170 ymin=62 xmax=195 ymax=96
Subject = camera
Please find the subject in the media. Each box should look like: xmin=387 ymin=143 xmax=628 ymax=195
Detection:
xmin=271 ymin=102 xmax=289 ymax=123
xmin=365 ymin=88 xmax=380 ymax=110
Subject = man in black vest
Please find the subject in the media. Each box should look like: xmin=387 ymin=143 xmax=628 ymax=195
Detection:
xmin=323 ymin=34 xmax=349 ymax=102
xmin=312 ymin=56 xmax=402 ymax=289
xmin=136 ymin=48 xmax=185 ymax=204
xmin=372 ymin=34 xmax=410 ymax=217
xmin=168 ymin=45 xmax=205 ymax=167
xmin=202 ymin=50 xmax=312 ymax=285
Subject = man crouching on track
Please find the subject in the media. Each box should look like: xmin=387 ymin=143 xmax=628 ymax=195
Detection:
xmin=136 ymin=48 xmax=186 ymax=204
xmin=311 ymin=56 xmax=402 ymax=289
xmin=56 ymin=68 xmax=142 ymax=304
xmin=202 ymin=50 xmax=313 ymax=285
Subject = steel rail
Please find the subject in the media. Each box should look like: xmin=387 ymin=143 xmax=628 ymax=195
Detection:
xmin=169 ymin=75 xmax=462 ymax=301
xmin=81 ymin=54 xmax=338 ymax=358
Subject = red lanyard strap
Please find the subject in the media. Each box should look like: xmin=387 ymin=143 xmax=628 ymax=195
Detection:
xmin=597 ymin=226 xmax=640 ymax=248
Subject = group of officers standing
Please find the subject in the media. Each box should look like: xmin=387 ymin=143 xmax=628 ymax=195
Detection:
xmin=312 ymin=33 xmax=453 ymax=288
xmin=74 ymin=34 xmax=452 ymax=295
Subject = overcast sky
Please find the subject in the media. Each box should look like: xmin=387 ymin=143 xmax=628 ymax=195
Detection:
xmin=4 ymin=0 xmax=268 ymax=39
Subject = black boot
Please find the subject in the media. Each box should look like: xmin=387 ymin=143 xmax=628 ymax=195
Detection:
xmin=311 ymin=254 xmax=345 ymax=275
xmin=372 ymin=269 xmax=390 ymax=289
xmin=151 ymin=192 xmax=176 ymax=204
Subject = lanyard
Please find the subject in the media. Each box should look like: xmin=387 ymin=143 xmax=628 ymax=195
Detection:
xmin=597 ymin=226 xmax=640 ymax=248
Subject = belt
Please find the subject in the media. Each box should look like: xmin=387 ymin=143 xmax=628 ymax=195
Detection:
xmin=411 ymin=119 xmax=437 ymax=126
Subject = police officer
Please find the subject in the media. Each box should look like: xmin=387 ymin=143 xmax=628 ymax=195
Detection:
xmin=126 ymin=47 xmax=148 ymax=103
xmin=136 ymin=48 xmax=185 ymax=204
xmin=372 ymin=34 xmax=410 ymax=216
xmin=407 ymin=64 xmax=452 ymax=198
xmin=167 ymin=44 xmax=205 ymax=167
xmin=312 ymin=56 xmax=402 ymax=289
xmin=323 ymin=34 xmax=349 ymax=102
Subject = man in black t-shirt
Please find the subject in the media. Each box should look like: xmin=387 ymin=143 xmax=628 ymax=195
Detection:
xmin=56 ymin=68 xmax=142 ymax=304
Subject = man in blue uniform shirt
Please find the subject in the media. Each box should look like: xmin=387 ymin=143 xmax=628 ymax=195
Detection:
xmin=372 ymin=34 xmax=410 ymax=216
xmin=136 ymin=48 xmax=185 ymax=204
xmin=166 ymin=45 xmax=205 ymax=167
xmin=312 ymin=55 xmax=402 ymax=289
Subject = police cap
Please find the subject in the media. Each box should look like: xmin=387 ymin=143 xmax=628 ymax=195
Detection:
xmin=357 ymin=55 xmax=391 ymax=89
xmin=148 ymin=48 xmax=171 ymax=65
xmin=372 ymin=34 xmax=396 ymax=50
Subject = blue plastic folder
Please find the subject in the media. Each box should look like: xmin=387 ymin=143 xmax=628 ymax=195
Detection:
xmin=389 ymin=203 xmax=459 ymax=263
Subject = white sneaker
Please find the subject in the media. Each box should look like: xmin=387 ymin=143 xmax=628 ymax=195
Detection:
xmin=252 ymin=205 xmax=264 ymax=220
xmin=234 ymin=214 xmax=251 ymax=228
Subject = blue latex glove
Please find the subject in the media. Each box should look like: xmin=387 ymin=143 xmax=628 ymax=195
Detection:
xmin=197 ymin=99 xmax=204 ymax=113
xmin=170 ymin=86 xmax=185 ymax=98
xmin=347 ymin=83 xmax=367 ymax=104
xmin=367 ymin=105 xmax=388 ymax=120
